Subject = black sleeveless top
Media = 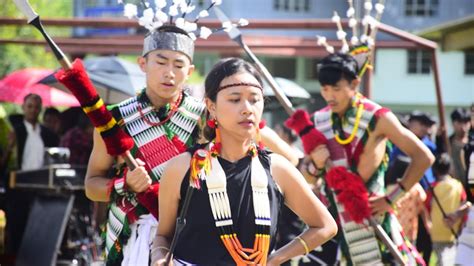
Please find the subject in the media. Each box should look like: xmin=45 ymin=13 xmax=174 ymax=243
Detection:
xmin=173 ymin=144 xmax=284 ymax=265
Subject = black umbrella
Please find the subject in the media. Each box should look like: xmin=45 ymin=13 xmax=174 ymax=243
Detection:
xmin=39 ymin=56 xmax=145 ymax=103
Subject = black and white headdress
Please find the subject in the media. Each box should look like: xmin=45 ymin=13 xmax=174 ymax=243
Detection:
xmin=317 ymin=0 xmax=386 ymax=77
xmin=120 ymin=0 xmax=247 ymax=60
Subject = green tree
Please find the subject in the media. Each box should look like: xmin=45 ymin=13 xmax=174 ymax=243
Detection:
xmin=0 ymin=0 xmax=72 ymax=77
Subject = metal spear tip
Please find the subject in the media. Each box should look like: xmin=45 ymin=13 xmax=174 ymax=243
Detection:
xmin=13 ymin=0 xmax=39 ymax=23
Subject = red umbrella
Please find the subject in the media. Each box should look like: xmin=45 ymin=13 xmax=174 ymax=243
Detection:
xmin=0 ymin=68 xmax=79 ymax=107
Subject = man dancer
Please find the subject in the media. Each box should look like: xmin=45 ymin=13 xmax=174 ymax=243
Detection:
xmin=286 ymin=53 xmax=434 ymax=265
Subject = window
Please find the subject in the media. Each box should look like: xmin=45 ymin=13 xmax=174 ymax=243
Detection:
xmin=405 ymin=0 xmax=439 ymax=17
xmin=294 ymin=0 xmax=300 ymax=11
xmin=274 ymin=0 xmax=280 ymax=9
xmin=407 ymin=50 xmax=431 ymax=74
xmin=465 ymin=51 xmax=474 ymax=75
xmin=197 ymin=0 xmax=205 ymax=7
xmin=304 ymin=0 xmax=310 ymax=11
xmin=274 ymin=0 xmax=311 ymax=12
xmin=267 ymin=58 xmax=296 ymax=79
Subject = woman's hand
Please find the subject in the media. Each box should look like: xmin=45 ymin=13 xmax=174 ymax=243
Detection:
xmin=151 ymin=248 xmax=173 ymax=266
xmin=153 ymin=257 xmax=173 ymax=266
xmin=266 ymin=253 xmax=282 ymax=266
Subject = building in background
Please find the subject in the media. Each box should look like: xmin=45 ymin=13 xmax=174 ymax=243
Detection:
xmin=71 ymin=0 xmax=473 ymax=130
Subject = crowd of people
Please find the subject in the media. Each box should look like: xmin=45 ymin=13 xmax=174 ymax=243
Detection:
xmin=0 ymin=13 xmax=472 ymax=266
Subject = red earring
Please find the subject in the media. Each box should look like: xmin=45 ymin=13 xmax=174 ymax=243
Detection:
xmin=256 ymin=119 xmax=266 ymax=150
xmin=207 ymin=118 xmax=217 ymax=129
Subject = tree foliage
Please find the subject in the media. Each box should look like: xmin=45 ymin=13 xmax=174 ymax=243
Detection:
xmin=0 ymin=0 xmax=72 ymax=77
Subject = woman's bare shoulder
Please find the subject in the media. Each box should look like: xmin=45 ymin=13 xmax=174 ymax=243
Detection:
xmin=160 ymin=152 xmax=192 ymax=185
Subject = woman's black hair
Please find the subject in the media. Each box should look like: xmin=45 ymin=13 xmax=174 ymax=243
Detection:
xmin=202 ymin=57 xmax=263 ymax=141
xmin=317 ymin=53 xmax=359 ymax=86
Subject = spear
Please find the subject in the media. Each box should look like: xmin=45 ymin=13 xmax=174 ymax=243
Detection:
xmin=214 ymin=7 xmax=295 ymax=116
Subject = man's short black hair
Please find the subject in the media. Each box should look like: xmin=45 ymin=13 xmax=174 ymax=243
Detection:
xmin=43 ymin=107 xmax=60 ymax=118
xmin=156 ymin=24 xmax=190 ymax=37
xmin=23 ymin=93 xmax=42 ymax=104
xmin=450 ymin=107 xmax=470 ymax=123
xmin=317 ymin=53 xmax=359 ymax=86
xmin=408 ymin=110 xmax=436 ymax=127
xmin=433 ymin=153 xmax=451 ymax=176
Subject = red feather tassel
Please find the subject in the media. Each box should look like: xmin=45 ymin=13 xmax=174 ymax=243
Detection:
xmin=54 ymin=59 xmax=99 ymax=104
xmin=55 ymin=58 xmax=134 ymax=156
xmin=285 ymin=109 xmax=327 ymax=154
xmin=103 ymin=128 xmax=135 ymax=156
xmin=136 ymin=183 xmax=160 ymax=219
xmin=325 ymin=166 xmax=371 ymax=223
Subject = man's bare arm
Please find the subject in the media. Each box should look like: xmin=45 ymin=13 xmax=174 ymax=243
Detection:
xmin=260 ymin=126 xmax=299 ymax=166
xmin=85 ymin=129 xmax=115 ymax=202
xmin=378 ymin=112 xmax=435 ymax=190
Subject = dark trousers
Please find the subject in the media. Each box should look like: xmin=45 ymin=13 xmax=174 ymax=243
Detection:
xmin=416 ymin=215 xmax=432 ymax=264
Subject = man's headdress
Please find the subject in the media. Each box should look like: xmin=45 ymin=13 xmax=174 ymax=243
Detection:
xmin=316 ymin=0 xmax=386 ymax=78
xmin=120 ymin=0 xmax=248 ymax=60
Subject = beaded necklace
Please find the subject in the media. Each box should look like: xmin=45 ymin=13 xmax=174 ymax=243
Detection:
xmin=190 ymin=143 xmax=272 ymax=265
xmin=137 ymin=91 xmax=183 ymax=127
xmin=333 ymin=93 xmax=364 ymax=145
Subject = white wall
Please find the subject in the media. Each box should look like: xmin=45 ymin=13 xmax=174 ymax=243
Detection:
xmin=373 ymin=49 xmax=474 ymax=106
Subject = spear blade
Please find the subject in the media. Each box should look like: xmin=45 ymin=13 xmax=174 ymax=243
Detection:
xmin=12 ymin=0 xmax=38 ymax=23
xmin=213 ymin=7 xmax=295 ymax=115
xmin=213 ymin=7 xmax=242 ymax=42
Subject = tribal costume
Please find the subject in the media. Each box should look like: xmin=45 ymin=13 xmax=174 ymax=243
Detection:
xmin=104 ymin=89 xmax=205 ymax=265
xmin=312 ymin=94 xmax=424 ymax=265
xmin=173 ymin=144 xmax=283 ymax=265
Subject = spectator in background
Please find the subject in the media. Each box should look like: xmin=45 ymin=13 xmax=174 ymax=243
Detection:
xmin=389 ymin=110 xmax=436 ymax=263
xmin=426 ymin=153 xmax=466 ymax=266
xmin=394 ymin=182 xmax=430 ymax=244
xmin=59 ymin=112 xmax=93 ymax=165
xmin=409 ymin=111 xmax=437 ymax=187
xmin=436 ymin=107 xmax=471 ymax=181
xmin=454 ymin=104 xmax=474 ymax=265
xmin=6 ymin=94 xmax=60 ymax=255
xmin=42 ymin=107 xmax=62 ymax=137
xmin=13 ymin=94 xmax=59 ymax=171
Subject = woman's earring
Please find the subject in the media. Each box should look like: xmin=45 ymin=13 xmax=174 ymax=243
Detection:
xmin=256 ymin=119 xmax=266 ymax=150
xmin=209 ymin=118 xmax=221 ymax=156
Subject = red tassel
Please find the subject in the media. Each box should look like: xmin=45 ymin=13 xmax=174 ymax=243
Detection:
xmin=54 ymin=59 xmax=99 ymax=104
xmin=325 ymin=166 xmax=371 ymax=223
xmin=55 ymin=58 xmax=134 ymax=156
xmin=102 ymin=128 xmax=135 ymax=156
xmin=284 ymin=109 xmax=312 ymax=132
xmin=207 ymin=119 xmax=216 ymax=128
xmin=136 ymin=183 xmax=160 ymax=219
xmin=285 ymin=109 xmax=327 ymax=154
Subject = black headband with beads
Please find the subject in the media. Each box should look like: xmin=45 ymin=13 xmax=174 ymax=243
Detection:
xmin=218 ymin=82 xmax=263 ymax=92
